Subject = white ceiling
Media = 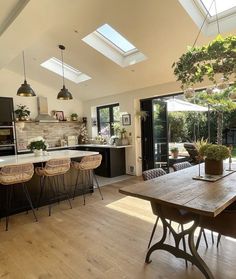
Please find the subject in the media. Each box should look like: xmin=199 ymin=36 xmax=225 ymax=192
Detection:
xmin=0 ymin=0 xmax=235 ymax=101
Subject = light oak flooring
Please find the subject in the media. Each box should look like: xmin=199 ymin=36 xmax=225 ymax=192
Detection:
xmin=0 ymin=176 xmax=236 ymax=279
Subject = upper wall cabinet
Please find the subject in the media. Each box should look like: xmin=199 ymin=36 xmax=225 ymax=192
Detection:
xmin=0 ymin=97 xmax=14 ymax=126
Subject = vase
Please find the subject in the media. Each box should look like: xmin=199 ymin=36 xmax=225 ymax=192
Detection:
xmin=121 ymin=138 xmax=129 ymax=145
xmin=205 ymin=158 xmax=223 ymax=175
xmin=34 ymin=149 xmax=43 ymax=157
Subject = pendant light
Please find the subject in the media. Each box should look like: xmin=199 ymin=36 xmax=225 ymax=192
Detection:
xmin=17 ymin=51 xmax=36 ymax=97
xmin=57 ymin=45 xmax=73 ymax=100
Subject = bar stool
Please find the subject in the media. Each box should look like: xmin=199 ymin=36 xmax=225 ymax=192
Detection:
xmin=35 ymin=158 xmax=72 ymax=216
xmin=0 ymin=163 xmax=38 ymax=231
xmin=71 ymin=154 xmax=103 ymax=205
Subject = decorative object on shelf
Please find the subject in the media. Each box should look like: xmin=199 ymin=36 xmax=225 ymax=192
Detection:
xmin=120 ymin=127 xmax=129 ymax=145
xmin=57 ymin=45 xmax=73 ymax=100
xmin=14 ymin=104 xmax=30 ymax=121
xmin=78 ymin=124 xmax=89 ymax=144
xmin=199 ymin=144 xmax=230 ymax=175
xmin=172 ymin=0 xmax=236 ymax=99
xmin=55 ymin=111 xmax=64 ymax=121
xmin=70 ymin=113 xmax=78 ymax=121
xmin=17 ymin=51 xmax=36 ymax=97
xmin=27 ymin=136 xmax=48 ymax=156
xmin=82 ymin=117 xmax=87 ymax=124
xmin=136 ymin=110 xmax=148 ymax=121
xmin=170 ymin=147 xmax=179 ymax=159
xmin=122 ymin=113 xmax=131 ymax=126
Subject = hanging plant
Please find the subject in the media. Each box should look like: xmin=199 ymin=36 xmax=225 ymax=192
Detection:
xmin=172 ymin=35 xmax=236 ymax=89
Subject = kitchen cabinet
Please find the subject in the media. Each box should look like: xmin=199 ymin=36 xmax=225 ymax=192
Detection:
xmin=76 ymin=145 xmax=126 ymax=177
xmin=0 ymin=97 xmax=14 ymax=125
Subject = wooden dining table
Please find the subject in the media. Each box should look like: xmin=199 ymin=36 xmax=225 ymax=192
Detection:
xmin=119 ymin=164 xmax=236 ymax=279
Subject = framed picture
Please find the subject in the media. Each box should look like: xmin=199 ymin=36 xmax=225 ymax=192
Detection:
xmin=55 ymin=111 xmax=64 ymax=121
xmin=122 ymin=114 xmax=131 ymax=126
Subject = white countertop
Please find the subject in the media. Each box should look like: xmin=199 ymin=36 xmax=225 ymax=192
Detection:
xmin=77 ymin=144 xmax=132 ymax=149
xmin=0 ymin=150 xmax=98 ymax=167
xmin=17 ymin=144 xmax=132 ymax=153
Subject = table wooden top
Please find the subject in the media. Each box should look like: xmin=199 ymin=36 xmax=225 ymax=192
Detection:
xmin=0 ymin=150 xmax=99 ymax=167
xmin=119 ymin=164 xmax=236 ymax=217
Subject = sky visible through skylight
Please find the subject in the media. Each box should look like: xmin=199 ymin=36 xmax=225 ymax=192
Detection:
xmin=96 ymin=24 xmax=136 ymax=53
xmin=200 ymin=0 xmax=236 ymax=16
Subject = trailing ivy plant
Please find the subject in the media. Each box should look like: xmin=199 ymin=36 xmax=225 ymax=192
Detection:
xmin=172 ymin=35 xmax=236 ymax=89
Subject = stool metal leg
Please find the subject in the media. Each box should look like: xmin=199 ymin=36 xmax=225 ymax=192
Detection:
xmin=73 ymin=171 xmax=80 ymax=199
xmin=217 ymin=233 xmax=221 ymax=248
xmin=62 ymin=174 xmax=72 ymax=209
xmin=93 ymin=170 xmax=103 ymax=200
xmin=22 ymin=183 xmax=38 ymax=222
xmin=37 ymin=176 xmax=45 ymax=210
xmin=5 ymin=185 xmax=13 ymax=231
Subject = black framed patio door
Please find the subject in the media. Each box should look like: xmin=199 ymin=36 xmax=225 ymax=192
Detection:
xmin=141 ymin=99 xmax=169 ymax=172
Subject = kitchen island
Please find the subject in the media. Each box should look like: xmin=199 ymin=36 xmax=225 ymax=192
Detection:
xmin=76 ymin=144 xmax=132 ymax=177
xmin=0 ymin=150 xmax=98 ymax=217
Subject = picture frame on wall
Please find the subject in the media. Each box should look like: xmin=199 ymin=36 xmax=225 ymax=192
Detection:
xmin=55 ymin=111 xmax=64 ymax=121
xmin=122 ymin=114 xmax=131 ymax=126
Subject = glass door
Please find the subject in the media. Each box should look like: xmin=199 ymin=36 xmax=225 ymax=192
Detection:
xmin=141 ymin=98 xmax=169 ymax=172
xmin=152 ymin=100 xmax=169 ymax=170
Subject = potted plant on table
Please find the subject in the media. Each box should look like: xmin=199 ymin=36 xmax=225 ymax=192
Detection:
xmin=14 ymin=104 xmax=30 ymax=121
xmin=70 ymin=113 xmax=78 ymax=121
xmin=27 ymin=136 xmax=48 ymax=156
xmin=199 ymin=144 xmax=230 ymax=175
xmin=170 ymin=147 xmax=179 ymax=159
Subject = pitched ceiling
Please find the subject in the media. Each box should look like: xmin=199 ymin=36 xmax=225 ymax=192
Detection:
xmin=0 ymin=0 xmax=235 ymax=101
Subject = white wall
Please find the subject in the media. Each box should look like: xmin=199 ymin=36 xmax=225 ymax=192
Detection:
xmin=83 ymin=80 xmax=184 ymax=176
xmin=0 ymin=69 xmax=83 ymax=119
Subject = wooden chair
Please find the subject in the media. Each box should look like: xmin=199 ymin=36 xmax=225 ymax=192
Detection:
xmin=0 ymin=163 xmax=38 ymax=231
xmin=35 ymin=158 xmax=72 ymax=216
xmin=71 ymin=154 xmax=103 ymax=205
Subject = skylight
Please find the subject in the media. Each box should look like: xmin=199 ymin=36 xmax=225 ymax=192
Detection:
xmin=82 ymin=23 xmax=147 ymax=67
xmin=41 ymin=57 xmax=91 ymax=84
xmin=198 ymin=0 xmax=236 ymax=17
xmin=179 ymin=0 xmax=236 ymax=36
xmin=96 ymin=24 xmax=137 ymax=54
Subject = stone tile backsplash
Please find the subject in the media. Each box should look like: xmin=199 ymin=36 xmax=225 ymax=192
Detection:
xmin=16 ymin=122 xmax=83 ymax=150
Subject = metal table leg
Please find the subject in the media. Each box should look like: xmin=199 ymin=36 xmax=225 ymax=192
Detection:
xmin=145 ymin=204 xmax=215 ymax=279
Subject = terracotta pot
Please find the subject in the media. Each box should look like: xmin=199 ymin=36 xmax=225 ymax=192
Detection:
xmin=171 ymin=151 xmax=179 ymax=159
xmin=205 ymin=158 xmax=223 ymax=175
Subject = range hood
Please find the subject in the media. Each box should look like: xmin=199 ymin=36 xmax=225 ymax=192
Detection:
xmin=35 ymin=97 xmax=59 ymax=122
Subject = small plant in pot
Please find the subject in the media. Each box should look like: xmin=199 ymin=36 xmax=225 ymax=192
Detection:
xmin=14 ymin=104 xmax=30 ymax=121
xmin=170 ymin=147 xmax=179 ymax=159
xmin=71 ymin=113 xmax=78 ymax=121
xmin=199 ymin=144 xmax=230 ymax=175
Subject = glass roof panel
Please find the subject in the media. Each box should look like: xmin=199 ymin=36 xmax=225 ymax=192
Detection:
xmin=96 ymin=24 xmax=136 ymax=53
xmin=199 ymin=0 xmax=236 ymax=17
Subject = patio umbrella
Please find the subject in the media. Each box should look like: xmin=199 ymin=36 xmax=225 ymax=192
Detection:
xmin=166 ymin=99 xmax=208 ymax=112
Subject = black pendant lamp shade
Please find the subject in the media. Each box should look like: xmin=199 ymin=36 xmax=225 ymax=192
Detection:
xmin=17 ymin=51 xmax=36 ymax=97
xmin=57 ymin=45 xmax=73 ymax=100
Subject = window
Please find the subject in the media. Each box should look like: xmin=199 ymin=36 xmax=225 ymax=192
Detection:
xmin=97 ymin=104 xmax=120 ymax=137
xmin=198 ymin=0 xmax=236 ymax=17
xmin=96 ymin=24 xmax=137 ymax=55
xmin=179 ymin=0 xmax=236 ymax=36
xmin=82 ymin=23 xmax=147 ymax=67
xmin=41 ymin=57 xmax=91 ymax=84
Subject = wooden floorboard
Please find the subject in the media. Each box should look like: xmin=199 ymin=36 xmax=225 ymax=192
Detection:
xmin=0 ymin=176 xmax=235 ymax=278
